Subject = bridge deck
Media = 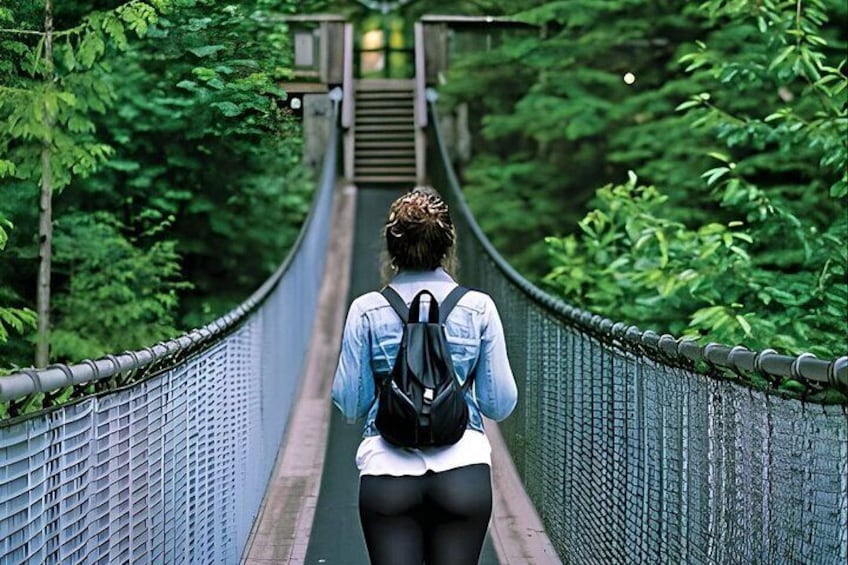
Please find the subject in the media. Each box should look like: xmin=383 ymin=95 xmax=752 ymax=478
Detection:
xmin=242 ymin=185 xmax=558 ymax=564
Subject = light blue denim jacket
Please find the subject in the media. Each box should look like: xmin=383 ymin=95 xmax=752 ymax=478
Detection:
xmin=332 ymin=268 xmax=518 ymax=437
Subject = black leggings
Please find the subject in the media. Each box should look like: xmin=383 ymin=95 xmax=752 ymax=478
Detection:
xmin=358 ymin=464 xmax=493 ymax=565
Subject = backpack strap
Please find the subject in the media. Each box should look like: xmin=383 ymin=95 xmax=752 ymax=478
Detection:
xmin=380 ymin=286 xmax=409 ymax=323
xmin=381 ymin=285 xmax=469 ymax=324
xmin=438 ymin=286 xmax=469 ymax=325
xmin=409 ymin=290 xmax=439 ymax=324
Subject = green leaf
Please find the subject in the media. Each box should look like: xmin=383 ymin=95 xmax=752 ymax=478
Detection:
xmin=770 ymin=45 xmax=795 ymax=69
xmin=176 ymin=79 xmax=197 ymax=90
xmin=188 ymin=45 xmax=225 ymax=58
xmin=0 ymin=160 xmax=16 ymax=177
xmin=701 ymin=167 xmax=730 ymax=186
xmin=211 ymin=101 xmax=241 ymax=117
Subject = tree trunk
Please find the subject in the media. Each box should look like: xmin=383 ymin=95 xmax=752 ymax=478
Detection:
xmin=35 ymin=0 xmax=55 ymax=368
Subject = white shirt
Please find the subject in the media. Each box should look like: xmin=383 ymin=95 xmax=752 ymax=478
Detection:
xmin=355 ymin=428 xmax=492 ymax=477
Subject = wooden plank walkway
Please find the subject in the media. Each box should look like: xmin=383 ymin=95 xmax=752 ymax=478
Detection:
xmin=241 ymin=183 xmax=356 ymax=563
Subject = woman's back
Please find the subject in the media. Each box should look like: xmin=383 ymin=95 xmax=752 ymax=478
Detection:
xmin=330 ymin=187 xmax=517 ymax=565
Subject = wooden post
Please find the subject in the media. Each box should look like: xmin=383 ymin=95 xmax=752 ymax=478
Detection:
xmin=341 ymin=23 xmax=355 ymax=182
xmin=414 ymin=22 xmax=426 ymax=183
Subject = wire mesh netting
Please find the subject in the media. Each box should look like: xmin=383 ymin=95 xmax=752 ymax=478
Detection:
xmin=0 ymin=102 xmax=338 ymax=564
xmin=428 ymin=105 xmax=848 ymax=564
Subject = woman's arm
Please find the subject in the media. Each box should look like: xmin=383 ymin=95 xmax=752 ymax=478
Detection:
xmin=473 ymin=296 xmax=518 ymax=421
xmin=331 ymin=300 xmax=376 ymax=423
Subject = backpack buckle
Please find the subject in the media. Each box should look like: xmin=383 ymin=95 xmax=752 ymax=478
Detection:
xmin=423 ymin=388 xmax=434 ymax=402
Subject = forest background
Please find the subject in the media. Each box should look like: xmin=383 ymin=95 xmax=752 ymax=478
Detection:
xmin=1 ymin=1 xmax=846 ymax=397
xmin=0 ymin=0 xmax=326 ymax=371
xmin=427 ymin=0 xmax=847 ymax=376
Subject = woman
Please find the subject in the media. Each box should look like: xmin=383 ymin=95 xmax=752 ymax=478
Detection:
xmin=331 ymin=187 xmax=518 ymax=565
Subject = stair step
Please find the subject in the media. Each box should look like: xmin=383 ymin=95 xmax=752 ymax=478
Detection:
xmin=354 ymin=135 xmax=415 ymax=144
xmin=355 ymin=148 xmax=415 ymax=156
xmin=356 ymin=156 xmax=416 ymax=162
xmin=355 ymin=103 xmax=413 ymax=112
xmin=356 ymin=155 xmax=415 ymax=162
xmin=356 ymin=124 xmax=412 ymax=133
xmin=354 ymin=118 xmax=415 ymax=131
xmin=356 ymin=140 xmax=415 ymax=147
xmin=356 ymin=127 xmax=413 ymax=134
xmin=356 ymin=132 xmax=413 ymax=137
xmin=353 ymin=143 xmax=415 ymax=155
xmin=355 ymin=116 xmax=414 ymax=124
xmin=356 ymin=158 xmax=416 ymax=167
xmin=357 ymin=119 xmax=413 ymax=126
xmin=356 ymin=107 xmax=413 ymax=115
xmin=355 ymin=145 xmax=415 ymax=152
xmin=355 ymin=98 xmax=413 ymax=107
xmin=356 ymin=135 xmax=415 ymax=143
xmin=354 ymin=167 xmax=415 ymax=176
xmin=354 ymin=96 xmax=412 ymax=104
xmin=356 ymin=115 xmax=414 ymax=123
xmin=354 ymin=176 xmax=418 ymax=184
xmin=356 ymin=90 xmax=413 ymax=98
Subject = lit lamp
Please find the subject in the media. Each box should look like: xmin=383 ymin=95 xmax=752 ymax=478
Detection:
xmin=361 ymin=29 xmax=385 ymax=74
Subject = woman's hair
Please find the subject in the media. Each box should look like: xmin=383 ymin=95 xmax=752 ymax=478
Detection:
xmin=383 ymin=186 xmax=456 ymax=276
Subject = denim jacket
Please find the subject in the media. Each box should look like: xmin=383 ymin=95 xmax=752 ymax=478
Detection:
xmin=332 ymin=268 xmax=518 ymax=438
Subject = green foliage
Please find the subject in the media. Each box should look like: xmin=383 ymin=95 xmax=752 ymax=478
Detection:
xmin=544 ymin=173 xmax=846 ymax=357
xmin=440 ymin=0 xmax=847 ymax=360
xmin=0 ymin=0 xmax=313 ymax=367
xmin=0 ymin=217 xmax=36 ymax=350
xmin=0 ymin=1 xmax=167 ymax=191
xmin=86 ymin=0 xmax=313 ymax=328
xmin=475 ymin=155 xmax=587 ymax=271
xmin=50 ymin=211 xmax=189 ymax=360
xmin=439 ymin=1 xmax=717 ymax=277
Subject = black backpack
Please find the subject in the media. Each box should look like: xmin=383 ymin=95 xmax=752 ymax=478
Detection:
xmin=376 ymin=286 xmax=473 ymax=448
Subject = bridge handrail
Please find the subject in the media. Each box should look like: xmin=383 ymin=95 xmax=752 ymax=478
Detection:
xmin=427 ymin=93 xmax=847 ymax=394
xmin=0 ymin=92 xmax=343 ymax=413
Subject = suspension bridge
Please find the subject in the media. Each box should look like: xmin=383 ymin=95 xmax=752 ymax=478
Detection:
xmin=1 ymin=16 xmax=847 ymax=565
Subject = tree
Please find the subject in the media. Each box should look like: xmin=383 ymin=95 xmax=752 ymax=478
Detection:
xmin=436 ymin=0 xmax=847 ymax=361
xmin=438 ymin=0 xmax=713 ymax=276
xmin=0 ymin=0 xmax=170 ymax=366
xmin=541 ymin=0 xmax=847 ymax=359
xmin=77 ymin=0 xmax=314 ymax=329
xmin=1 ymin=0 xmax=313 ymax=368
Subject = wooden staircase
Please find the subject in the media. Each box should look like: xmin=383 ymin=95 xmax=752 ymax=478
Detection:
xmin=354 ymin=80 xmax=417 ymax=185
